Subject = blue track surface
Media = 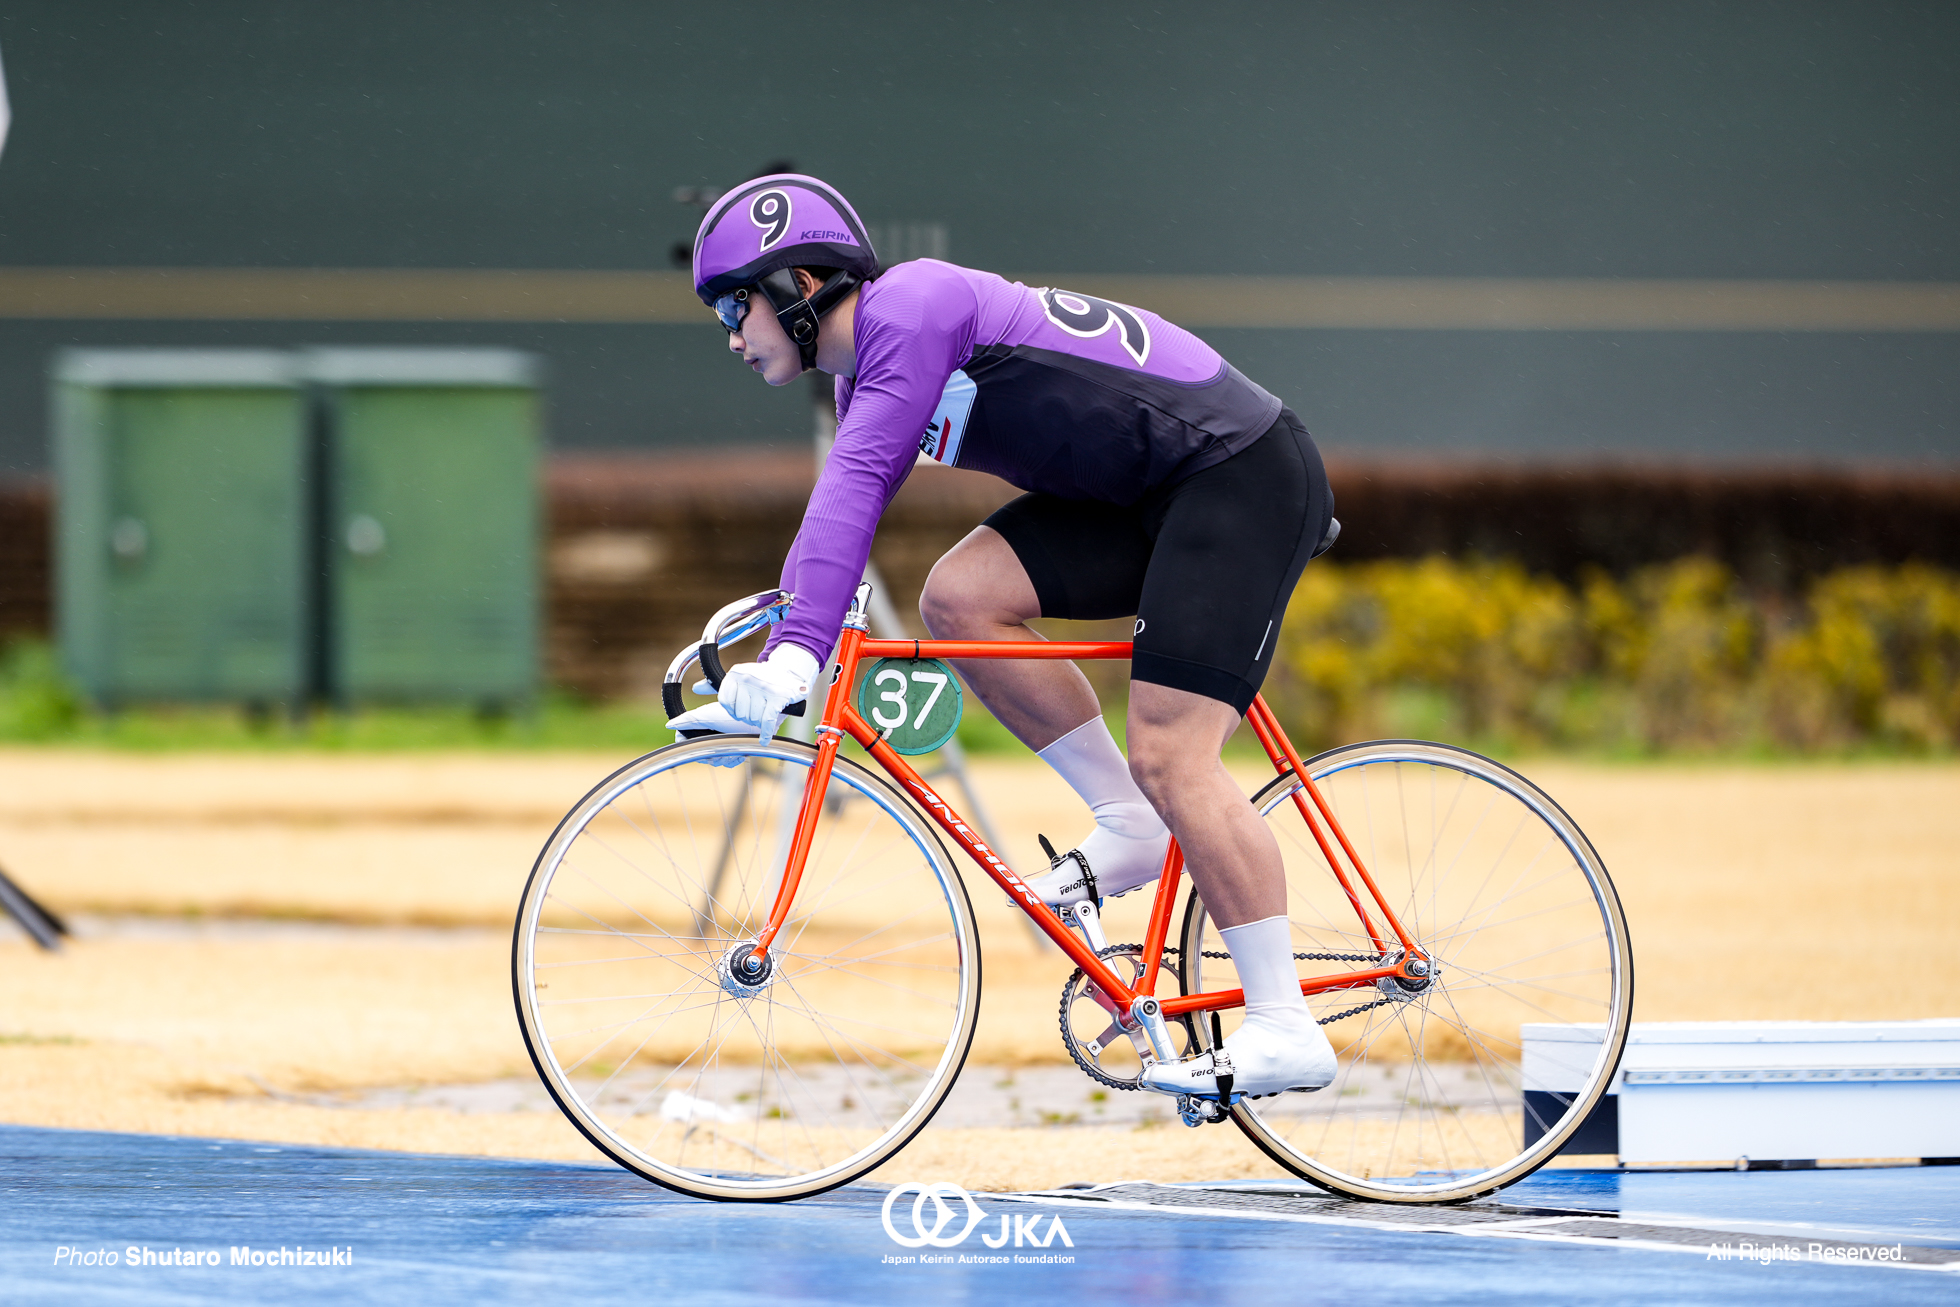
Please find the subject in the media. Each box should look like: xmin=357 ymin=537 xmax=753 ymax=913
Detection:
xmin=5 ymin=1125 xmax=1957 ymax=1304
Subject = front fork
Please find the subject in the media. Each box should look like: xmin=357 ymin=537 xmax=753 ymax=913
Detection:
xmin=749 ymin=602 xmax=867 ymax=960
xmin=745 ymin=717 xmax=841 ymax=962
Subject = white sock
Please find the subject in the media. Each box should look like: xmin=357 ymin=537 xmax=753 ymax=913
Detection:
xmin=1036 ymin=716 xmax=1163 ymax=838
xmin=1036 ymin=717 xmax=1169 ymax=889
xmin=1219 ymin=915 xmax=1316 ymax=1037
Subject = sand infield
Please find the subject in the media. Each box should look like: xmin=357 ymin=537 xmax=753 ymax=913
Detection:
xmin=2 ymin=749 xmax=1955 ymax=1190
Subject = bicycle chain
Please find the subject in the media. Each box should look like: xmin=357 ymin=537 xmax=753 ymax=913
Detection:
xmin=1060 ymin=944 xmax=1407 ymax=1090
xmin=1183 ymin=952 xmax=1403 ymax=1034
xmin=1313 ymin=997 xmax=1394 ymax=1025
xmin=1196 ymin=949 xmax=1379 ymax=963
xmin=1193 ymin=950 xmax=1396 ymax=1027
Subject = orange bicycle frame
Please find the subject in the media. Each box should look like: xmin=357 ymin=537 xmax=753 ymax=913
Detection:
xmin=746 ymin=622 xmax=1430 ymax=1024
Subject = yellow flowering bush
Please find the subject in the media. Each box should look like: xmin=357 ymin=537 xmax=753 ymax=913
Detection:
xmin=1598 ymin=558 xmax=1759 ymax=748
xmin=1763 ymin=564 xmax=1960 ymax=749
xmin=1272 ymin=557 xmax=1960 ymax=755
xmin=1275 ymin=558 xmax=1580 ymax=747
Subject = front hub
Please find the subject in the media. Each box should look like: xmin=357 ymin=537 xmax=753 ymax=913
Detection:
xmin=718 ymin=942 xmax=775 ymax=998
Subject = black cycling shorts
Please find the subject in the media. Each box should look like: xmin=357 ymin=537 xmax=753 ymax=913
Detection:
xmin=983 ymin=408 xmax=1333 ymax=714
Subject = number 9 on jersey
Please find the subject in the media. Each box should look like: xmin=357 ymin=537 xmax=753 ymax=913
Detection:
xmin=852 ymin=658 xmax=964 ymax=755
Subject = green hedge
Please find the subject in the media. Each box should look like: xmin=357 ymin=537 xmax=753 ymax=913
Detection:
xmin=1269 ymin=558 xmax=1960 ymax=755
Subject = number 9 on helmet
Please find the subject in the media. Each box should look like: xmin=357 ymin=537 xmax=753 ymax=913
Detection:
xmin=691 ymin=174 xmax=882 ymax=371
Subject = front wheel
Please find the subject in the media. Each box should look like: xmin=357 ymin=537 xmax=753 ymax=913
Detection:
xmin=513 ymin=736 xmax=982 ymax=1201
xmin=1180 ymin=740 xmax=1632 ymax=1203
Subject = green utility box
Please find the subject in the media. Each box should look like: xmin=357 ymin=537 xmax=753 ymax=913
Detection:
xmin=52 ymin=346 xmax=542 ymax=708
xmin=53 ymin=350 xmax=309 ymax=705
xmin=304 ymin=349 xmax=541 ymax=705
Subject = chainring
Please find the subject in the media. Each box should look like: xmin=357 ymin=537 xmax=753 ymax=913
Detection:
xmin=1058 ymin=944 xmax=1187 ymax=1091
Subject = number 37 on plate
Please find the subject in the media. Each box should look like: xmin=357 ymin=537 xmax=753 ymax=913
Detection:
xmin=853 ymin=657 xmax=964 ymax=755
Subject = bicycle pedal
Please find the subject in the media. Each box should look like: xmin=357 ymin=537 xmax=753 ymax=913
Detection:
xmin=1175 ymin=1093 xmax=1236 ymax=1127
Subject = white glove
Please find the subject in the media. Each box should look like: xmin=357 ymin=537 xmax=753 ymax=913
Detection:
xmin=666 ymin=703 xmax=758 ymax=760
xmin=715 ymin=644 xmax=821 ymax=742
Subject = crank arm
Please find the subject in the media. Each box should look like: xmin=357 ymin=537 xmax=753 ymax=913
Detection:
xmin=1085 ymin=1019 xmax=1125 ymax=1059
xmin=1061 ymin=899 xmax=1113 ymax=954
xmin=1083 ymin=1017 xmax=1159 ymax=1066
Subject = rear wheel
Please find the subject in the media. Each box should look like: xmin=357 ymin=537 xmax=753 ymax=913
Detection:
xmin=1179 ymin=740 xmax=1631 ymax=1203
xmin=513 ymin=736 xmax=982 ymax=1201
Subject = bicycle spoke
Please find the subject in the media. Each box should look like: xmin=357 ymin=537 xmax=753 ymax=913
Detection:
xmin=545 ymin=987 xmax=725 ymax=1048
xmin=539 ymin=892 xmax=719 ymax=979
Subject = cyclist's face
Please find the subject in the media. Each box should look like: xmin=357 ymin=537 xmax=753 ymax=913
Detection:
xmin=726 ymin=289 xmax=802 ymax=386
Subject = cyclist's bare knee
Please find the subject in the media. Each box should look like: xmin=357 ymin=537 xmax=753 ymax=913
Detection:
xmin=920 ymin=526 xmax=1039 ymax=638
xmin=1125 ymin=682 xmax=1239 ymax=805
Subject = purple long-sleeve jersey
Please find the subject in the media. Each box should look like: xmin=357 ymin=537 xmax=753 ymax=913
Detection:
xmin=764 ymin=259 xmax=1281 ymax=663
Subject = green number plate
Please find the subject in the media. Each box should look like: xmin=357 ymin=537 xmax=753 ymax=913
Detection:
xmin=852 ymin=657 xmax=963 ymax=755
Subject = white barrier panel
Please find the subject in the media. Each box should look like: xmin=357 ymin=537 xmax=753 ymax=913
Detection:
xmin=1522 ymin=1020 xmax=1960 ymax=1165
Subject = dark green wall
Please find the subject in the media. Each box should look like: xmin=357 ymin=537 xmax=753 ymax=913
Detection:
xmin=0 ymin=1 xmax=1955 ymax=472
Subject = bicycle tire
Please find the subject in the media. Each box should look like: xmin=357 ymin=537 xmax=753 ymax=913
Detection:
xmin=1179 ymin=740 xmax=1632 ymax=1203
xmin=513 ymin=735 xmax=982 ymax=1202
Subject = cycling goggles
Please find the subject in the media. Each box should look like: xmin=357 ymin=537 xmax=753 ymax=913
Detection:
xmin=713 ymin=287 xmax=754 ymax=334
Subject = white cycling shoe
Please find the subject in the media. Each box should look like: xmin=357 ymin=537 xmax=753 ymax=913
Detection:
xmin=1025 ymin=825 xmax=1173 ymax=906
xmin=1141 ymin=1015 xmax=1338 ymax=1099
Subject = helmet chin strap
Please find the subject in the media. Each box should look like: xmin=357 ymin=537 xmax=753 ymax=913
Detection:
xmin=757 ymin=267 xmax=863 ymax=372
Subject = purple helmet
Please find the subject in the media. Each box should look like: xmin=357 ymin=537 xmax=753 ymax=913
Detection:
xmin=692 ymin=174 xmax=880 ymax=370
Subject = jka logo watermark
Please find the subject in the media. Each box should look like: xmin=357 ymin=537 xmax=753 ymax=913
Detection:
xmin=880 ymin=1182 xmax=1074 ymax=1254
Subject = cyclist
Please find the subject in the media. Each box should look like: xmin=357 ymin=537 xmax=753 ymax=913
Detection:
xmin=676 ymin=174 xmax=1337 ymax=1100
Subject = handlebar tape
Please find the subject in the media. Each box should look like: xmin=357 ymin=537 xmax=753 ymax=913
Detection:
xmin=665 ymin=641 xmax=805 ymax=727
